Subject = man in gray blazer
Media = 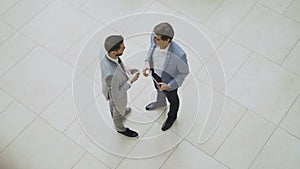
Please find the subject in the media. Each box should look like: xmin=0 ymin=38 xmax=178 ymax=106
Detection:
xmin=143 ymin=22 xmax=189 ymax=131
xmin=101 ymin=35 xmax=140 ymax=137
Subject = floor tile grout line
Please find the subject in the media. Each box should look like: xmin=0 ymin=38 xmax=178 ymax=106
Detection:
xmin=0 ymin=43 xmax=37 ymax=79
xmin=0 ymin=97 xmax=15 ymax=114
xmin=246 ymin=123 xmax=277 ymax=169
xmin=156 ymin=0 xmax=205 ymax=25
xmin=246 ymin=95 xmax=300 ymax=169
xmin=62 ymin=133 xmax=113 ymax=169
xmin=61 ymin=90 xmax=105 ymax=135
xmin=258 ymin=2 xmax=300 ymax=25
xmin=58 ymin=20 xmax=99 ymax=58
xmin=13 ymin=0 xmax=55 ymax=31
xmin=0 ymin=19 xmax=17 ymax=47
xmin=17 ymin=31 xmax=64 ymax=58
xmin=182 ymin=138 xmax=231 ymax=169
xmin=257 ymin=1 xmax=289 ymax=16
xmin=277 ymin=94 xmax=300 ymax=126
xmin=195 ymin=74 xmax=288 ymax=128
xmin=36 ymin=116 xmax=106 ymax=164
xmin=227 ymin=37 xmax=300 ymax=78
xmin=16 ymin=30 xmax=89 ymax=79
xmin=226 ymin=1 xmax=258 ymax=38
xmin=143 ymin=0 xmax=159 ymax=12
xmin=78 ymin=0 xmax=89 ymax=8
xmin=116 ymin=113 xmax=185 ymax=169
xmin=37 ymin=81 xmax=74 ymax=117
xmin=21 ymin=0 xmax=104 ymax=60
xmin=202 ymin=0 xmax=226 ymax=24
xmin=192 ymin=35 xmax=228 ymax=89
xmin=87 ymin=152 xmax=113 ymax=169
xmin=193 ymin=36 xmax=237 ymax=92
xmin=61 ymin=117 xmax=120 ymax=169
xmin=212 ymin=108 xmax=249 ymax=158
xmin=278 ymin=125 xmax=300 ymax=142
xmin=36 ymin=66 xmax=93 ymax=116
xmin=282 ymin=0 xmax=295 ymax=14
xmin=68 ymin=150 xmax=113 ymax=169
xmin=0 ymin=116 xmax=38 ymax=155
xmin=0 ymin=88 xmax=39 ymax=116
xmin=225 ymin=94 xmax=285 ymax=126
xmin=60 ymin=94 xmax=157 ymax=169
xmin=221 ymin=51 xmax=253 ymax=92
xmin=0 ymin=0 xmax=101 ymax=71
xmin=280 ymin=38 xmax=300 ymax=66
xmin=70 ymin=151 xmax=88 ymax=169
xmin=212 ymin=109 xmax=248 ymax=158
xmin=113 ymin=121 xmax=156 ymax=169
xmin=158 ymin=145 xmax=179 ymax=169
xmin=0 ymin=0 xmax=21 ymax=16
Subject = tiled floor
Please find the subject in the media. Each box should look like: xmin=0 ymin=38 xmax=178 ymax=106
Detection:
xmin=0 ymin=0 xmax=300 ymax=169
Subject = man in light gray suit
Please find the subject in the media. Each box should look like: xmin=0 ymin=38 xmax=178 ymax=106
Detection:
xmin=143 ymin=22 xmax=189 ymax=131
xmin=101 ymin=35 xmax=140 ymax=137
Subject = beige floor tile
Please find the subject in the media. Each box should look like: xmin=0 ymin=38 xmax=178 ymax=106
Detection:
xmin=0 ymin=46 xmax=74 ymax=113
xmin=259 ymin=0 xmax=293 ymax=13
xmin=230 ymin=4 xmax=300 ymax=64
xmin=0 ymin=118 xmax=85 ymax=169
xmin=21 ymin=0 xmax=96 ymax=56
xmin=214 ymin=111 xmax=275 ymax=169
xmin=205 ymin=0 xmax=257 ymax=36
xmin=0 ymin=33 xmax=36 ymax=77
xmin=249 ymin=128 xmax=300 ymax=169
xmin=280 ymin=96 xmax=300 ymax=138
xmin=285 ymin=0 xmax=300 ymax=22
xmin=0 ymin=20 xmax=15 ymax=44
xmin=1 ymin=0 xmax=52 ymax=29
xmin=161 ymin=140 xmax=227 ymax=169
xmin=225 ymin=53 xmax=300 ymax=124
xmin=0 ymin=101 xmax=36 ymax=151
xmin=73 ymin=153 xmax=110 ymax=169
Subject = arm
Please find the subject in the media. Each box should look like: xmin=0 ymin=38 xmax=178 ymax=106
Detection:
xmin=168 ymin=53 xmax=189 ymax=89
xmin=106 ymin=75 xmax=131 ymax=100
xmin=144 ymin=33 xmax=155 ymax=76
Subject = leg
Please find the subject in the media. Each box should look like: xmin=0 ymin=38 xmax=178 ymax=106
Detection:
xmin=164 ymin=89 xmax=179 ymax=120
xmin=109 ymin=101 xmax=138 ymax=137
xmin=145 ymin=72 xmax=167 ymax=110
xmin=161 ymin=89 xmax=179 ymax=131
xmin=109 ymin=100 xmax=126 ymax=132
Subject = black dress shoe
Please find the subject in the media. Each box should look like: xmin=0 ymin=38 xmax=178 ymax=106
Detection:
xmin=145 ymin=102 xmax=167 ymax=110
xmin=117 ymin=128 xmax=138 ymax=137
xmin=161 ymin=118 xmax=176 ymax=131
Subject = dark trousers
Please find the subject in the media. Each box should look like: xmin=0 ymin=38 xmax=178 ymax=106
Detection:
xmin=151 ymin=70 xmax=179 ymax=120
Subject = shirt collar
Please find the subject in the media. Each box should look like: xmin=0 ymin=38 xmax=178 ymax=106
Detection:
xmin=156 ymin=43 xmax=170 ymax=51
xmin=106 ymin=53 xmax=118 ymax=64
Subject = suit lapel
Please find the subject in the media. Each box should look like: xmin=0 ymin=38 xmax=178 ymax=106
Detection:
xmin=105 ymin=55 xmax=127 ymax=76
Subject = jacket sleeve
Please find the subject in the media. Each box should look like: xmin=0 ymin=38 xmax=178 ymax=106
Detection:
xmin=168 ymin=53 xmax=189 ymax=89
xmin=105 ymin=75 xmax=131 ymax=100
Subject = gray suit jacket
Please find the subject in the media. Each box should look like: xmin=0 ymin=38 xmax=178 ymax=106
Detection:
xmin=146 ymin=34 xmax=189 ymax=91
xmin=100 ymin=55 xmax=130 ymax=114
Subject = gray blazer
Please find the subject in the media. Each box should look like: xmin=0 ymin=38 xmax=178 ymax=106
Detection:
xmin=100 ymin=55 xmax=130 ymax=114
xmin=146 ymin=34 xmax=189 ymax=91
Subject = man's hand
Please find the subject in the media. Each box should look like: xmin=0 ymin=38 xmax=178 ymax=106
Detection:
xmin=143 ymin=62 xmax=150 ymax=77
xmin=157 ymin=82 xmax=171 ymax=91
xmin=129 ymin=72 xmax=140 ymax=84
